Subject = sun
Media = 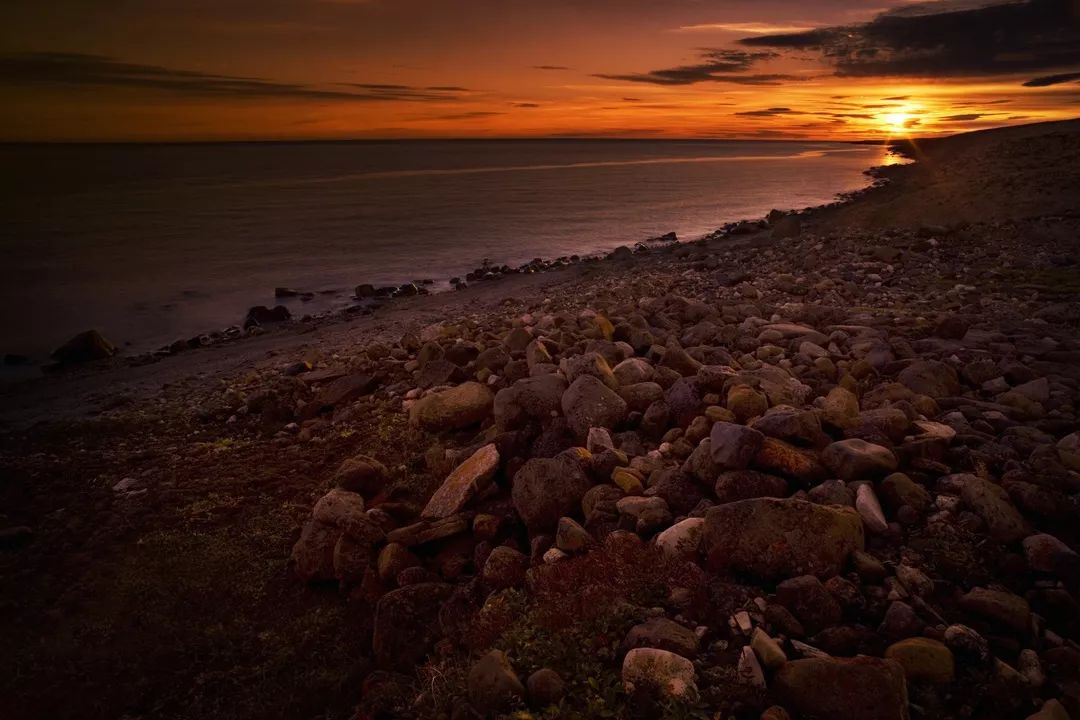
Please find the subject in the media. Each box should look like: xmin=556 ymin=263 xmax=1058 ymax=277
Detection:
xmin=881 ymin=111 xmax=912 ymax=134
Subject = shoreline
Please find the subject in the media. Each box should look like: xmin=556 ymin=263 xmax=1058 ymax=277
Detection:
xmin=3 ymin=143 xmax=897 ymax=381
xmin=2 ymin=118 xmax=1079 ymax=720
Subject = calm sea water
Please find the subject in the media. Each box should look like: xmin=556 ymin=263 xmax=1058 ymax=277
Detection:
xmin=0 ymin=140 xmax=890 ymax=361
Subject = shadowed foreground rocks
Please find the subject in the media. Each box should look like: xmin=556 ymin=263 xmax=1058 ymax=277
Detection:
xmin=278 ymin=210 xmax=1080 ymax=719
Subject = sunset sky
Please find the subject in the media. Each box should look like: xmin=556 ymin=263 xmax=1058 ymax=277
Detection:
xmin=2 ymin=0 xmax=1078 ymax=141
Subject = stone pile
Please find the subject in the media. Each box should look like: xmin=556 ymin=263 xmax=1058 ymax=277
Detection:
xmin=280 ymin=220 xmax=1079 ymax=719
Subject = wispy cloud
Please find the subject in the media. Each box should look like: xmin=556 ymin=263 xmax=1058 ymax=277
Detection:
xmin=533 ymin=65 xmax=570 ymax=71
xmin=1 ymin=51 xmax=469 ymax=102
xmin=1023 ymin=71 xmax=1080 ymax=86
xmin=594 ymin=48 xmax=802 ymax=86
xmin=734 ymin=107 xmax=806 ymax=117
xmin=675 ymin=22 xmax=819 ymax=34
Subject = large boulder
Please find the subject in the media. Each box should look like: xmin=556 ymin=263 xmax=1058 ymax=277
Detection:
xmin=373 ymin=583 xmax=453 ymax=671
xmin=561 ymin=375 xmax=628 ymax=440
xmin=409 ymin=382 xmax=494 ymax=432
xmin=773 ymin=656 xmax=909 ymax=720
xmin=898 ymin=360 xmax=960 ymax=398
xmin=493 ymin=374 xmax=567 ymax=430
xmin=701 ymin=498 xmax=864 ymax=580
xmin=50 ymin=329 xmax=116 ymax=365
xmin=511 ymin=454 xmax=592 ymax=533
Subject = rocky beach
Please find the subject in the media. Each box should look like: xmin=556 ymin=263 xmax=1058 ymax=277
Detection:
xmin=2 ymin=118 xmax=1080 ymax=720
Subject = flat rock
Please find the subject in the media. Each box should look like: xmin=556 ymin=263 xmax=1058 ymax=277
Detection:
xmin=701 ymin=498 xmax=864 ymax=580
xmin=623 ymin=617 xmax=699 ymax=658
xmin=386 ymin=514 xmax=469 ymax=546
xmin=773 ymin=656 xmax=909 ymax=720
xmin=422 ymin=444 xmax=500 ymax=519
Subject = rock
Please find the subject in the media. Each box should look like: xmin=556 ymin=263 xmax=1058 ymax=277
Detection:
xmin=622 ymin=648 xmax=697 ymax=701
xmin=290 ymin=519 xmax=338 ymax=582
xmin=527 ymin=668 xmax=565 ymax=707
xmin=612 ymin=466 xmax=645 ymax=495
xmin=776 ymin=575 xmax=842 ymax=634
xmin=655 ymin=517 xmax=704 ymax=560
xmin=563 ymin=352 xmax=618 ymax=389
xmin=50 ymin=329 xmax=116 ymax=364
xmin=311 ymin=489 xmax=384 ymax=544
xmin=880 ymin=473 xmax=931 ymax=514
xmin=750 ymin=406 xmax=824 ymax=446
xmin=511 ymin=455 xmax=592 ymax=533
xmin=701 ymin=498 xmax=864 ymax=580
xmin=243 ymin=304 xmax=291 ymax=328
xmin=898 ymin=360 xmax=959 ymax=398
xmin=957 ymin=474 xmax=1030 ymax=543
xmin=387 ymin=514 xmax=469 ymax=547
xmin=823 ymin=439 xmax=898 ymax=480
xmin=885 ymin=638 xmax=955 ymax=683
xmin=761 ymin=707 xmax=793 ymax=720
xmin=555 ymin=516 xmax=593 ymax=552
xmin=738 ymin=645 xmax=767 ymax=687
xmin=1026 ymin=700 xmax=1070 ymax=720
xmin=483 ymin=545 xmax=528 ymax=591
xmin=561 ymin=375 xmax=628 ymax=441
xmin=754 ymin=438 xmax=829 ymax=484
xmin=1023 ymin=533 xmax=1078 ymax=574
xmin=333 ymin=534 xmax=373 ymax=584
xmin=494 ymin=374 xmax=567 ymax=430
xmin=714 ymin=470 xmax=788 ymax=504
xmin=616 ymin=495 xmax=672 ymax=535
xmin=822 ymin=386 xmax=860 ymax=429
xmin=879 ymin=601 xmax=924 ymax=640
xmin=377 ymin=543 xmax=420 ymax=583
xmin=943 ymin=624 xmax=989 ymax=663
xmin=409 ymin=382 xmax=495 ymax=431
xmin=958 ymin=587 xmax=1031 ymax=633
xmin=468 ymin=649 xmax=525 ymax=715
xmin=613 ymin=358 xmax=654 ymax=386
xmin=855 ymin=483 xmax=889 ymax=534
xmin=311 ymin=373 xmax=378 ymax=411
xmin=727 ymin=384 xmax=768 ymax=423
xmin=773 ymin=657 xmax=908 ymax=720
xmin=1057 ymin=432 xmax=1080 ymax=472
xmin=710 ymin=421 xmax=765 ymax=470
xmin=751 ymin=628 xmax=787 ymax=670
xmin=332 ymin=454 xmax=389 ymax=497
xmin=623 ymin=617 xmax=699 ymax=658
xmin=373 ymin=583 xmax=453 ymax=671
xmin=422 ymin=444 xmax=500 ymax=519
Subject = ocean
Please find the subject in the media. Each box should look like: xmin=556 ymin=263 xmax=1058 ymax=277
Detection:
xmin=0 ymin=139 xmax=892 ymax=362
